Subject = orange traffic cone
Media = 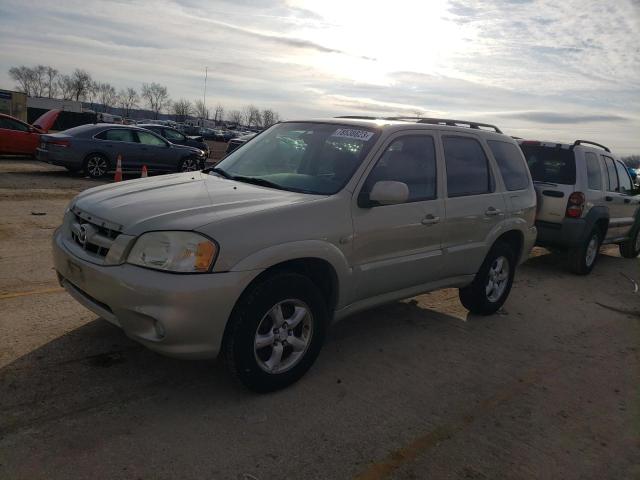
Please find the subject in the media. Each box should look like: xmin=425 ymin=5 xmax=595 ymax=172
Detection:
xmin=114 ymin=154 xmax=123 ymax=182
xmin=141 ymin=165 xmax=148 ymax=178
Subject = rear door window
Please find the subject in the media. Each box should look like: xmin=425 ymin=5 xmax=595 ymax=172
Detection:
xmin=443 ymin=136 xmax=492 ymax=197
xmin=585 ymin=152 xmax=602 ymax=190
xmin=487 ymin=140 xmax=530 ymax=191
xmin=615 ymin=160 xmax=633 ymax=193
xmin=603 ymin=156 xmax=618 ymax=192
xmin=520 ymin=145 xmax=576 ymax=184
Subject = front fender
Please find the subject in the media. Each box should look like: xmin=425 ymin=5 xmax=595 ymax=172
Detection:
xmin=229 ymin=240 xmax=354 ymax=309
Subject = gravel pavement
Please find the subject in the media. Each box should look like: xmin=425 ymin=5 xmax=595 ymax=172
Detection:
xmin=0 ymin=158 xmax=638 ymax=480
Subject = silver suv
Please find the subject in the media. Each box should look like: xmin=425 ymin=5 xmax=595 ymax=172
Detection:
xmin=519 ymin=139 xmax=640 ymax=274
xmin=53 ymin=117 xmax=537 ymax=391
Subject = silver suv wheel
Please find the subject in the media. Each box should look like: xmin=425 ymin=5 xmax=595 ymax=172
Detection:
xmin=486 ymin=256 xmax=510 ymax=302
xmin=585 ymin=234 xmax=599 ymax=267
xmin=254 ymin=299 xmax=313 ymax=374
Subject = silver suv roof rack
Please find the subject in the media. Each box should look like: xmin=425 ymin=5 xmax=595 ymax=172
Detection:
xmin=387 ymin=117 xmax=502 ymax=133
xmin=572 ymin=140 xmax=610 ymax=153
xmin=334 ymin=115 xmax=502 ymax=133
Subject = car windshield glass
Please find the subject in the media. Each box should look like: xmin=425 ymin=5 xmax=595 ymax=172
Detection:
xmin=214 ymin=122 xmax=380 ymax=195
xmin=520 ymin=145 xmax=576 ymax=184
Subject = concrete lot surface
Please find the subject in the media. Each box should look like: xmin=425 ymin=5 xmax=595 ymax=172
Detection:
xmin=0 ymin=159 xmax=638 ymax=479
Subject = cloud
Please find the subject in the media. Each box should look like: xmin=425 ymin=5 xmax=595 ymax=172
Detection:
xmin=0 ymin=0 xmax=638 ymax=154
xmin=495 ymin=112 xmax=632 ymax=124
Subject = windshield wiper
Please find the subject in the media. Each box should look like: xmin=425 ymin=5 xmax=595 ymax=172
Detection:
xmin=207 ymin=166 xmax=234 ymax=179
xmin=231 ymin=176 xmax=286 ymax=191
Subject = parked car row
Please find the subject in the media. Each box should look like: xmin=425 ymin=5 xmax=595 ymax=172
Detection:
xmin=36 ymin=124 xmax=207 ymax=178
xmin=52 ymin=116 xmax=640 ymax=393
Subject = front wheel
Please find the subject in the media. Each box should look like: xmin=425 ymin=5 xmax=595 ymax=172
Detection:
xmin=178 ymin=157 xmax=203 ymax=172
xmin=567 ymin=229 xmax=601 ymax=275
xmin=459 ymin=242 xmax=516 ymax=315
xmin=223 ymin=272 xmax=328 ymax=392
xmin=619 ymin=226 xmax=640 ymax=258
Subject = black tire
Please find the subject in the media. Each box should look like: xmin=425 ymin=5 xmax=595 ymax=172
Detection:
xmin=459 ymin=242 xmax=516 ymax=315
xmin=567 ymin=228 xmax=602 ymax=275
xmin=83 ymin=154 xmax=110 ymax=179
xmin=619 ymin=226 xmax=640 ymax=258
xmin=223 ymin=272 xmax=328 ymax=393
xmin=178 ymin=157 xmax=203 ymax=172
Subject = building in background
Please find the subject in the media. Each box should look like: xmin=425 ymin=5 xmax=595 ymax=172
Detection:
xmin=0 ymin=89 xmax=28 ymax=121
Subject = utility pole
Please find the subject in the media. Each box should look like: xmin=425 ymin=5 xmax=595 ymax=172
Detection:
xmin=202 ymin=66 xmax=208 ymax=126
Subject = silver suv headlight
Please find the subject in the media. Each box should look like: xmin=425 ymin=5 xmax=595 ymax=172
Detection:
xmin=127 ymin=231 xmax=217 ymax=273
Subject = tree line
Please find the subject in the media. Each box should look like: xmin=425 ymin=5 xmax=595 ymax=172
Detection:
xmin=8 ymin=65 xmax=281 ymax=127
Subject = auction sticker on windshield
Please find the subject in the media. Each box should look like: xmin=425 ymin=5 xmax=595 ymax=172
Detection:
xmin=331 ymin=128 xmax=375 ymax=141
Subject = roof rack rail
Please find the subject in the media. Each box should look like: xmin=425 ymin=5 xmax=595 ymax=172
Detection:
xmin=572 ymin=140 xmax=610 ymax=153
xmin=385 ymin=116 xmax=502 ymax=133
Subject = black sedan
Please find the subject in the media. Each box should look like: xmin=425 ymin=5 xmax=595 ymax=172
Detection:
xmin=139 ymin=124 xmax=210 ymax=158
xmin=225 ymin=132 xmax=257 ymax=156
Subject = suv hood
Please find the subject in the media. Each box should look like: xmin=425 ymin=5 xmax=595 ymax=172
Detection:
xmin=73 ymin=172 xmax=315 ymax=235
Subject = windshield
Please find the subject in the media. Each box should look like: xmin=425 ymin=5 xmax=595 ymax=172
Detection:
xmin=214 ymin=122 xmax=380 ymax=194
xmin=520 ymin=145 xmax=576 ymax=185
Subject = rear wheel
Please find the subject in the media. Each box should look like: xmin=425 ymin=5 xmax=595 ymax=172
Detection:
xmin=83 ymin=154 xmax=109 ymax=179
xmin=619 ymin=226 xmax=640 ymax=258
xmin=223 ymin=272 xmax=327 ymax=392
xmin=459 ymin=242 xmax=516 ymax=315
xmin=567 ymin=228 xmax=601 ymax=275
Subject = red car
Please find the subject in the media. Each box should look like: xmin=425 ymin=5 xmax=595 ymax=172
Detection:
xmin=0 ymin=110 xmax=61 ymax=156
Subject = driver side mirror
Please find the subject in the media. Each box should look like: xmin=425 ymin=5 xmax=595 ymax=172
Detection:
xmin=361 ymin=181 xmax=409 ymax=207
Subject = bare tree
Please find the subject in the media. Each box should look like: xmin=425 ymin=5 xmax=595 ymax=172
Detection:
xmin=213 ymin=103 xmax=224 ymax=124
xmin=141 ymin=82 xmax=170 ymax=119
xmin=97 ymin=83 xmax=117 ymax=112
xmin=69 ymin=69 xmax=94 ymax=101
xmin=227 ymin=110 xmax=242 ymax=126
xmin=194 ymin=99 xmax=209 ymax=120
xmin=117 ymin=88 xmax=139 ymax=118
xmin=8 ymin=66 xmax=36 ymax=96
xmin=84 ymin=81 xmax=99 ymax=110
xmin=57 ymin=74 xmax=75 ymax=100
xmin=242 ymin=105 xmax=262 ymax=128
xmin=173 ymin=99 xmax=193 ymax=122
xmin=261 ymin=109 xmax=280 ymax=128
xmin=30 ymin=65 xmax=48 ymax=97
xmin=45 ymin=67 xmax=58 ymax=98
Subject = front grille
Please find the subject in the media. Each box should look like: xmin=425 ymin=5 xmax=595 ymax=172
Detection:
xmin=69 ymin=210 xmax=122 ymax=258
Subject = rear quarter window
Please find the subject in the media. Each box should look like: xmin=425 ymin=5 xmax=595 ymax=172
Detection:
xmin=487 ymin=140 xmax=530 ymax=191
xmin=520 ymin=145 xmax=576 ymax=185
xmin=584 ymin=152 xmax=602 ymax=190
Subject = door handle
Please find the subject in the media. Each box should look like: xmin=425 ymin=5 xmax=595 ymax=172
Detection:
xmin=485 ymin=207 xmax=502 ymax=216
xmin=605 ymin=196 xmax=612 ymax=201
xmin=421 ymin=214 xmax=440 ymax=226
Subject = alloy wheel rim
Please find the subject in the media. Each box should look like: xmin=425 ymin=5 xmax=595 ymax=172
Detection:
xmin=585 ymin=235 xmax=598 ymax=267
xmin=485 ymin=255 xmax=510 ymax=303
xmin=253 ymin=299 xmax=313 ymax=374
xmin=87 ymin=156 xmax=107 ymax=177
xmin=181 ymin=158 xmax=200 ymax=171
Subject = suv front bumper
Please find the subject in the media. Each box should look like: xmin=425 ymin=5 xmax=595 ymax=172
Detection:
xmin=52 ymin=228 xmax=261 ymax=359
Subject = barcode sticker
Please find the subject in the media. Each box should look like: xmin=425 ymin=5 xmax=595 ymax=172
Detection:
xmin=331 ymin=128 xmax=375 ymax=141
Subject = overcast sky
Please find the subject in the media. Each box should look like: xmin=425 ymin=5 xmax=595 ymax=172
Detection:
xmin=1 ymin=0 xmax=638 ymax=154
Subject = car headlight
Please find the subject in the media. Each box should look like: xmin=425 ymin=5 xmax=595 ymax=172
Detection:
xmin=127 ymin=231 xmax=217 ymax=273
